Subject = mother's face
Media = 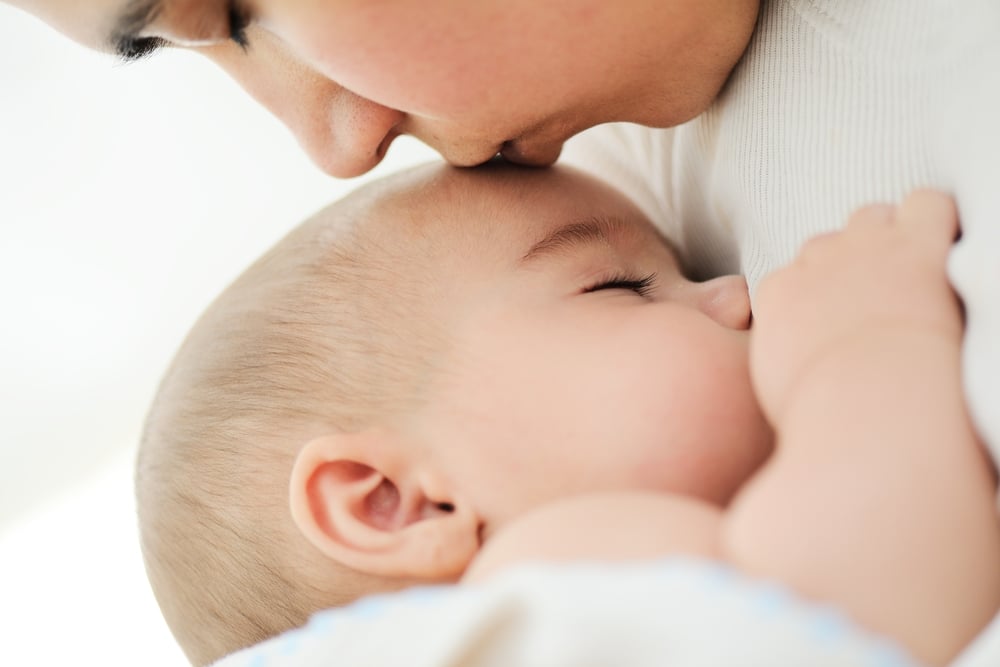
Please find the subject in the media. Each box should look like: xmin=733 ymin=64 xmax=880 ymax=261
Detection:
xmin=13 ymin=0 xmax=759 ymax=177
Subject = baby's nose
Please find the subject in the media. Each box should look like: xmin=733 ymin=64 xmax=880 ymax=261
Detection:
xmin=692 ymin=275 xmax=752 ymax=330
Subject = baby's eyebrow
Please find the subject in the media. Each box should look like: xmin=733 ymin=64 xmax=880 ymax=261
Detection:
xmin=520 ymin=217 xmax=636 ymax=264
xmin=109 ymin=0 xmax=166 ymax=60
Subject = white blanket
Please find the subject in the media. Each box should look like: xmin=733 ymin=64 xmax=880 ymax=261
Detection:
xmin=214 ymin=558 xmax=1000 ymax=667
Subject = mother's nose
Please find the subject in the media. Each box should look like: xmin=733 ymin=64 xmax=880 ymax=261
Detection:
xmin=296 ymin=85 xmax=405 ymax=177
xmin=205 ymin=32 xmax=405 ymax=178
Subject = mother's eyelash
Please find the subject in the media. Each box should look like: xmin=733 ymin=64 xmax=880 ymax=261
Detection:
xmin=228 ymin=1 xmax=252 ymax=49
xmin=116 ymin=36 xmax=169 ymax=62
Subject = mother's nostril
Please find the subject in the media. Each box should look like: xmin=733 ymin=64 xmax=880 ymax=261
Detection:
xmin=315 ymin=90 xmax=405 ymax=177
xmin=376 ymin=130 xmax=400 ymax=160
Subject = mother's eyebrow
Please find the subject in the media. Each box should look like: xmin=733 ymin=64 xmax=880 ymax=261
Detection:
xmin=521 ymin=217 xmax=638 ymax=264
xmin=108 ymin=0 xmax=166 ymax=60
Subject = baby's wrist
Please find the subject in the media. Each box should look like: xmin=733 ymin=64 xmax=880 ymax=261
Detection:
xmin=774 ymin=324 xmax=961 ymax=425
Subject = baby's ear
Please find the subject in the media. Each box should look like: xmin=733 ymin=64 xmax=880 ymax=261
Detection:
xmin=289 ymin=430 xmax=480 ymax=580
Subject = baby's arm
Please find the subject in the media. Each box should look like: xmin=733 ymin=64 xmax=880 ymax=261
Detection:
xmin=723 ymin=191 xmax=1000 ymax=666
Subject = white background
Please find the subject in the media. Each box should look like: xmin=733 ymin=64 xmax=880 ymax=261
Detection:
xmin=0 ymin=5 xmax=435 ymax=665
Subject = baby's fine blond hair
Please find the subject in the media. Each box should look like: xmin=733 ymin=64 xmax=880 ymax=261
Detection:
xmin=136 ymin=169 xmax=461 ymax=666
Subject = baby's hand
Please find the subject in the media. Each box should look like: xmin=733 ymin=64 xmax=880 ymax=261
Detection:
xmin=750 ymin=190 xmax=962 ymax=425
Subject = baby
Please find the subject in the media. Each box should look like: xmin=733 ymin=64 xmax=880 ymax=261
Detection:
xmin=136 ymin=163 xmax=1000 ymax=667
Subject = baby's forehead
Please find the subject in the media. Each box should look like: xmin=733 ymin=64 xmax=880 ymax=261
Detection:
xmin=355 ymin=163 xmax=669 ymax=265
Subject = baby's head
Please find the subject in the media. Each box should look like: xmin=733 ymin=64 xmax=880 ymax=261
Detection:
xmin=137 ymin=163 xmax=772 ymax=665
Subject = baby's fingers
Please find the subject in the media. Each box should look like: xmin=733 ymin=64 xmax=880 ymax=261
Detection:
xmin=847 ymin=203 xmax=895 ymax=229
xmin=896 ymin=189 xmax=959 ymax=248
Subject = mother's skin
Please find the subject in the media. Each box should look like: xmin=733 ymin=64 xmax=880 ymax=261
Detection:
xmin=6 ymin=0 xmax=760 ymax=176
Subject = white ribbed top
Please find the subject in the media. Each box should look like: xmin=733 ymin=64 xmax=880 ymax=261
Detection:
xmin=562 ymin=0 xmax=1000 ymax=485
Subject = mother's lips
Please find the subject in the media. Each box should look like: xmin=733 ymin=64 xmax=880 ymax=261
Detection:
xmin=434 ymin=138 xmax=564 ymax=169
xmin=499 ymin=139 xmax=563 ymax=167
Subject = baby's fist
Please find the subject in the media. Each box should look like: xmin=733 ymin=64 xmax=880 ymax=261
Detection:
xmin=750 ymin=190 xmax=962 ymax=424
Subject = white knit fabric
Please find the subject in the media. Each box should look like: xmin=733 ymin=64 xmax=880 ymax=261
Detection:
xmin=213 ymin=559 xmax=923 ymax=667
xmin=562 ymin=0 xmax=1000 ymax=481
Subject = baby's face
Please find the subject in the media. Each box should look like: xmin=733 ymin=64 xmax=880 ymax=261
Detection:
xmin=13 ymin=0 xmax=759 ymax=176
xmin=377 ymin=165 xmax=773 ymax=535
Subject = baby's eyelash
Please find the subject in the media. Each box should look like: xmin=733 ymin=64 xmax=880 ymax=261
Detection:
xmin=228 ymin=1 xmax=252 ymax=49
xmin=584 ymin=272 xmax=658 ymax=298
